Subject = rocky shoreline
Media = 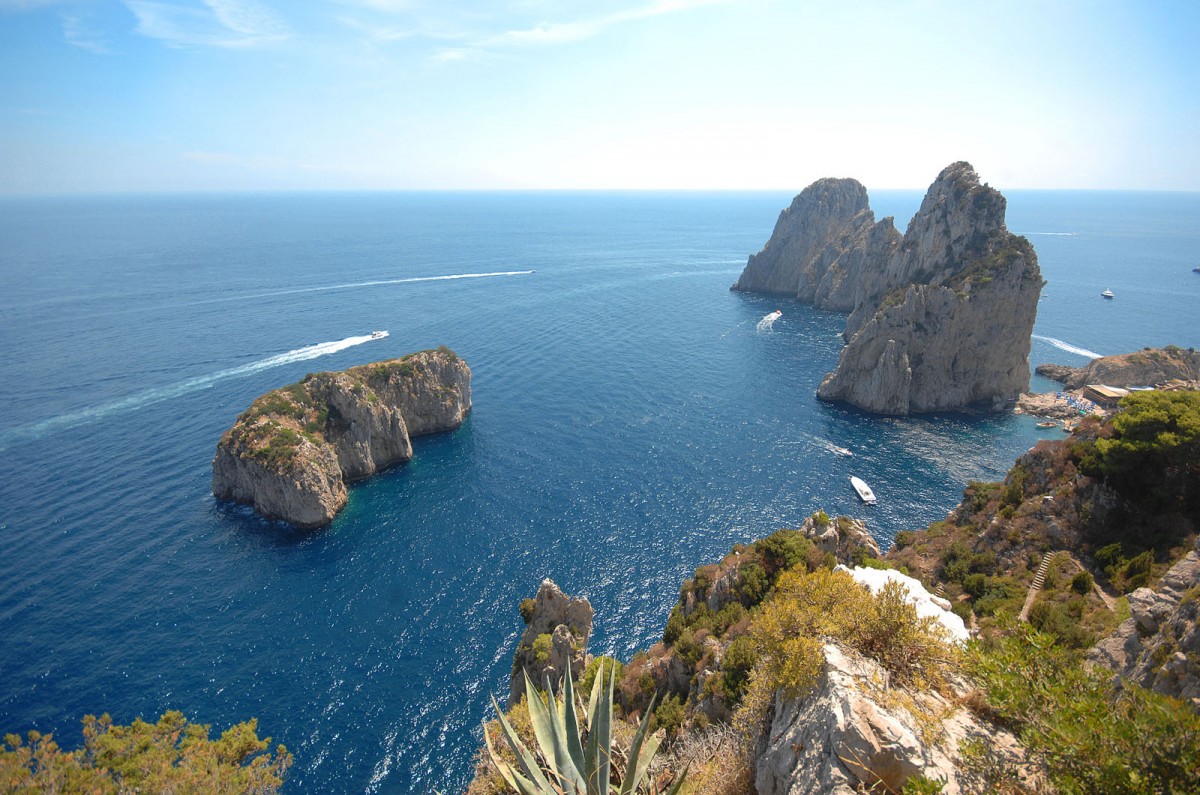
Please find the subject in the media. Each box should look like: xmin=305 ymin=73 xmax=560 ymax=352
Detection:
xmin=211 ymin=347 xmax=470 ymax=528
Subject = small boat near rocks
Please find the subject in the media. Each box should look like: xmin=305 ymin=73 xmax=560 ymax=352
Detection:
xmin=370 ymin=330 xmax=389 ymax=340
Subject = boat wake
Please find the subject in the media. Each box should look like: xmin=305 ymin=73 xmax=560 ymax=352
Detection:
xmin=1033 ymin=334 xmax=1102 ymax=360
xmin=756 ymin=310 xmax=782 ymax=332
xmin=2 ymin=333 xmax=387 ymax=448
xmin=797 ymin=432 xmax=852 ymax=457
xmin=220 ymin=271 xmax=535 ymax=304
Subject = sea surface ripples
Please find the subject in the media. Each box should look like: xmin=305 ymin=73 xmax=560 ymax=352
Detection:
xmin=1 ymin=191 xmax=1197 ymax=792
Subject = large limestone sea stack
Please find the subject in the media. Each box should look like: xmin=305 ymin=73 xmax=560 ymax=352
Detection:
xmin=212 ymin=347 xmax=471 ymax=528
xmin=734 ymin=162 xmax=1043 ymax=415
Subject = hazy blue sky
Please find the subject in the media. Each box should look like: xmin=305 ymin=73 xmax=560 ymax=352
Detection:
xmin=2 ymin=0 xmax=1198 ymax=193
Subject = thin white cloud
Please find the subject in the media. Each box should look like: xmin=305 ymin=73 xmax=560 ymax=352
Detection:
xmin=434 ymin=0 xmax=736 ymax=62
xmin=124 ymin=0 xmax=287 ymax=48
xmin=60 ymin=13 xmax=110 ymax=53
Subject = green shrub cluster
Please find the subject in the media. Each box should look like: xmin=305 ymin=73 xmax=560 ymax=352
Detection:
xmin=967 ymin=621 xmax=1200 ymax=793
xmin=0 ymin=711 xmax=290 ymax=793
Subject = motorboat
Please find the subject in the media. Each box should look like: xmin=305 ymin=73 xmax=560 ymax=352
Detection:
xmin=1036 ymin=421 xmax=1057 ymax=428
xmin=831 ymin=445 xmax=853 ymax=457
xmin=370 ymin=330 xmax=389 ymax=340
xmin=1101 ymin=289 xmax=1114 ymax=299
xmin=850 ymin=476 xmax=877 ymax=505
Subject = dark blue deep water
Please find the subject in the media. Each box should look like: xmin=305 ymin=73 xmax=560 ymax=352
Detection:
xmin=1 ymin=190 xmax=1198 ymax=792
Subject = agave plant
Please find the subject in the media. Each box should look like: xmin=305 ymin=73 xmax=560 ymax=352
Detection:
xmin=485 ymin=661 xmax=686 ymax=795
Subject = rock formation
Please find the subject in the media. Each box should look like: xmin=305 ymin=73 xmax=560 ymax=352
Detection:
xmin=509 ymin=579 xmax=593 ymax=708
xmin=756 ymin=643 xmax=1035 ymax=795
xmin=731 ymin=179 xmax=901 ymax=310
xmin=1089 ymin=537 xmax=1200 ymax=706
xmin=734 ymin=162 xmax=1043 ymax=415
xmin=1036 ymin=347 xmax=1200 ymax=389
xmin=212 ymin=348 xmax=471 ymax=528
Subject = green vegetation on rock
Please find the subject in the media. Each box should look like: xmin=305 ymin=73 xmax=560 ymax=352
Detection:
xmin=0 ymin=711 xmax=291 ymax=793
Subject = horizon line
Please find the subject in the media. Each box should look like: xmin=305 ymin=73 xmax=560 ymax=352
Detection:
xmin=4 ymin=186 xmax=1200 ymax=199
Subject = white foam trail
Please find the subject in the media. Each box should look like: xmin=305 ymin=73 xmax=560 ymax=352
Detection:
xmin=1034 ymin=334 xmax=1102 ymax=359
xmin=756 ymin=310 xmax=782 ymax=333
xmin=216 ymin=270 xmax=534 ymax=304
xmin=3 ymin=333 xmax=386 ymax=446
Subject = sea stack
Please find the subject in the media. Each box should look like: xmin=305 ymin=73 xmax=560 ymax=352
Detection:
xmin=212 ymin=347 xmax=471 ymax=528
xmin=735 ymin=162 xmax=1043 ymax=415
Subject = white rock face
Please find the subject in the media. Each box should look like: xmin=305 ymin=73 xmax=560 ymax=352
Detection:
xmin=756 ymin=643 xmax=1031 ymax=795
xmin=836 ymin=565 xmax=969 ymax=644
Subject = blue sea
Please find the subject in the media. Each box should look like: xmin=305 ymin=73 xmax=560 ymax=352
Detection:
xmin=1 ymin=190 xmax=1197 ymax=793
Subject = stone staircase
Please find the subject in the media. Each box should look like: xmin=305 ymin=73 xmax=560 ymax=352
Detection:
xmin=1019 ymin=552 xmax=1056 ymax=621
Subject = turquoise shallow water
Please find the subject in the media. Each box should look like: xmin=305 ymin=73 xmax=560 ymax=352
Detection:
xmin=0 ymin=190 xmax=1197 ymax=792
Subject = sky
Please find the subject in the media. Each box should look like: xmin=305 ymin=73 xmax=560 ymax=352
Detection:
xmin=1 ymin=0 xmax=1198 ymax=193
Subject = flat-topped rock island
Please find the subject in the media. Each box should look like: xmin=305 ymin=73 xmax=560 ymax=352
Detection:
xmin=212 ymin=347 xmax=471 ymax=528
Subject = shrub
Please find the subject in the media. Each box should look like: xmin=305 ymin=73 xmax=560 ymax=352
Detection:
xmin=652 ymin=695 xmax=686 ymax=738
xmin=1123 ymin=550 xmax=1155 ymax=590
xmin=1027 ymin=600 xmax=1095 ymax=649
xmin=0 ymin=711 xmax=291 ymax=793
xmin=518 ymin=598 xmax=536 ymax=624
xmin=735 ymin=562 xmax=769 ymax=607
xmin=966 ymin=621 xmax=1200 ymax=794
xmin=531 ymin=633 xmax=552 ymax=666
xmin=1070 ymin=571 xmax=1094 ymax=596
xmin=755 ymin=530 xmax=813 ymax=576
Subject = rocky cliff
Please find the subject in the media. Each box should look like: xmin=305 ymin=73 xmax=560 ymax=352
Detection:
xmin=212 ymin=347 xmax=470 ymax=528
xmin=733 ymin=162 xmax=1043 ymax=415
xmin=756 ymin=642 xmax=1033 ymax=795
xmin=1036 ymin=347 xmax=1200 ymax=389
xmin=731 ymin=178 xmax=901 ymax=310
xmin=509 ymin=579 xmax=593 ymax=708
xmin=817 ymin=163 xmax=1043 ymax=414
xmin=1089 ymin=537 xmax=1200 ymax=706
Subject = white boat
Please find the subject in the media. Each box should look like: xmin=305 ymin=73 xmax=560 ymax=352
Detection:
xmin=850 ymin=476 xmax=877 ymax=505
xmin=1101 ymin=289 xmax=1114 ymax=299
xmin=370 ymin=330 xmax=389 ymax=339
xmin=831 ymin=445 xmax=853 ymax=457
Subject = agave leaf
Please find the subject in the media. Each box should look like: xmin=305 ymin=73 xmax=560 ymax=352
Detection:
xmin=491 ymin=694 xmax=556 ymax=793
xmin=589 ymin=664 xmax=614 ymax=795
xmin=618 ymin=692 xmax=657 ymax=795
xmin=483 ymin=719 xmax=545 ymax=795
xmin=583 ymin=662 xmax=605 ymax=793
xmin=561 ymin=664 xmax=586 ymax=778
xmin=662 ymin=766 xmax=689 ymax=795
xmin=526 ymin=671 xmax=586 ymax=794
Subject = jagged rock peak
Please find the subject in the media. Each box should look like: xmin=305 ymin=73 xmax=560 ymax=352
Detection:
xmin=211 ymin=348 xmax=471 ymax=528
xmin=731 ymin=178 xmax=900 ymax=311
xmin=509 ymin=579 xmax=593 ymax=708
xmin=816 ymin=162 xmax=1043 ymax=415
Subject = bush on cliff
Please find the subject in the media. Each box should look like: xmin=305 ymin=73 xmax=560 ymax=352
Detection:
xmin=0 ymin=711 xmax=291 ymax=793
xmin=1088 ymin=390 xmax=1200 ymax=512
xmin=967 ymin=621 xmax=1200 ymax=794
xmin=734 ymin=567 xmax=955 ymax=737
